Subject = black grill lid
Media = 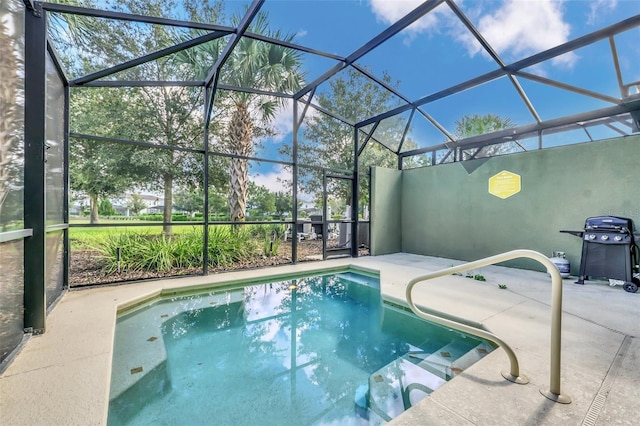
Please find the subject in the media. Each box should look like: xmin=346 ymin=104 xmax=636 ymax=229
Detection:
xmin=584 ymin=216 xmax=633 ymax=232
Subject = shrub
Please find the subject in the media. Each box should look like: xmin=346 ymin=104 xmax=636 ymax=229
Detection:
xmin=138 ymin=213 xmax=163 ymax=221
xmin=98 ymin=199 xmax=115 ymax=216
xmin=91 ymin=226 xmax=257 ymax=273
xmin=172 ymin=213 xmax=189 ymax=221
xmin=97 ymin=232 xmax=187 ymax=272
xmin=136 ymin=213 xmax=191 ymax=222
xmin=207 ymin=226 xmax=255 ymax=266
xmin=258 ymin=224 xmax=286 ymax=257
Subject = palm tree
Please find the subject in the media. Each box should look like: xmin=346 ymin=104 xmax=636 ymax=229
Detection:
xmin=180 ymin=12 xmax=305 ymax=221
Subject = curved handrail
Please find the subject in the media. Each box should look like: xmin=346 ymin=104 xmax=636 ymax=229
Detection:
xmin=405 ymin=249 xmax=571 ymax=404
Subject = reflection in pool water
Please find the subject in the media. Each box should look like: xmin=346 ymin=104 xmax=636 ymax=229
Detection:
xmin=108 ymin=271 xmax=492 ymax=425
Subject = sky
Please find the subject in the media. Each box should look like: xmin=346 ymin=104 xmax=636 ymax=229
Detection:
xmin=47 ymin=0 xmax=640 ymax=196
xmin=238 ymin=0 xmax=640 ymax=192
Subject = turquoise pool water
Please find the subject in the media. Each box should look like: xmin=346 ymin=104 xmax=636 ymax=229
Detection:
xmin=108 ymin=270 xmax=493 ymax=425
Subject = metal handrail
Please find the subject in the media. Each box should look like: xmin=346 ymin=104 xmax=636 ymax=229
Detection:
xmin=405 ymin=249 xmax=572 ymax=404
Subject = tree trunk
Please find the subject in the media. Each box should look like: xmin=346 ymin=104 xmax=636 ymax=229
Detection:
xmin=89 ymin=193 xmax=99 ymax=224
xmin=163 ymin=174 xmax=173 ymax=235
xmin=227 ymin=103 xmax=253 ymax=222
xmin=228 ymin=157 xmax=248 ymax=222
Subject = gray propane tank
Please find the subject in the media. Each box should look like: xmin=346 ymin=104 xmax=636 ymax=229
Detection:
xmin=549 ymin=251 xmax=571 ymax=278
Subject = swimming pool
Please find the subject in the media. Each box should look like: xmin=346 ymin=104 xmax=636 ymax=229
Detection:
xmin=107 ymin=269 xmax=494 ymax=425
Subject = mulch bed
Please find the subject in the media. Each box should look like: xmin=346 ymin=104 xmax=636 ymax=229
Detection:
xmin=69 ymin=240 xmax=369 ymax=288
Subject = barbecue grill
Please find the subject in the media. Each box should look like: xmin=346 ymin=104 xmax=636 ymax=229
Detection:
xmin=561 ymin=216 xmax=640 ymax=293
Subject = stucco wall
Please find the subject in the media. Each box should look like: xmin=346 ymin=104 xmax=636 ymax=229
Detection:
xmin=370 ymin=167 xmax=402 ymax=255
xmin=372 ymin=136 xmax=639 ymax=273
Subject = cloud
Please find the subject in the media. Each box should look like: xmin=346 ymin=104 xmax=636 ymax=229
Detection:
xmin=251 ymin=165 xmax=290 ymax=193
xmin=587 ymin=0 xmax=618 ymax=25
xmin=250 ymin=165 xmax=316 ymax=203
xmin=270 ymin=100 xmax=294 ymax=142
xmin=369 ymin=0 xmax=577 ymax=67
xmin=296 ymin=29 xmax=308 ymax=38
xmin=269 ymin=98 xmax=318 ymax=142
xmin=369 ymin=0 xmax=451 ymax=42
xmin=462 ymin=0 xmax=577 ymax=67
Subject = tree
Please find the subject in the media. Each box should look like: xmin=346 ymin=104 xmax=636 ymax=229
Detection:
xmin=69 ymin=86 xmax=151 ymax=223
xmin=102 ymin=1 xmax=221 ymax=234
xmin=247 ymin=182 xmax=275 ymax=217
xmin=98 ymin=198 xmax=115 ymax=216
xmin=53 ymin=0 xmax=224 ymax=232
xmin=178 ymin=12 xmax=305 ymax=222
xmin=274 ymin=191 xmax=292 ymax=217
xmin=289 ymin=67 xmax=415 ymax=206
xmin=126 ymin=194 xmax=147 ymax=216
xmin=70 ymin=139 xmax=142 ymax=224
xmin=173 ymin=189 xmax=203 ymax=215
xmin=453 ymin=114 xmax=518 ymax=160
xmin=208 ymin=191 xmax=228 ymax=218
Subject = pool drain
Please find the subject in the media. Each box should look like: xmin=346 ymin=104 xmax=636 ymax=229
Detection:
xmin=581 ymin=335 xmax=632 ymax=426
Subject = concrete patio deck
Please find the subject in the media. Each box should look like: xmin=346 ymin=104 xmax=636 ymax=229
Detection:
xmin=1 ymin=253 xmax=638 ymax=425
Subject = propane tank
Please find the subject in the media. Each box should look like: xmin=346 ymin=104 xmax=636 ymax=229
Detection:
xmin=549 ymin=251 xmax=571 ymax=278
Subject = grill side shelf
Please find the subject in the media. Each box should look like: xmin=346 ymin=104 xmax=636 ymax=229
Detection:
xmin=560 ymin=230 xmax=584 ymax=238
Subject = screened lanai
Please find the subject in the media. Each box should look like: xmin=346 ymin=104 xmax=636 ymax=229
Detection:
xmin=1 ymin=0 xmax=639 ymax=369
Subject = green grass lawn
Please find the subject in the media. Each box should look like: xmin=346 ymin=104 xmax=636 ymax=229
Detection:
xmin=69 ymin=221 xmax=202 ymax=249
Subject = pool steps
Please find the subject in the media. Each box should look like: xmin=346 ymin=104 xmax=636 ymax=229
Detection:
xmin=364 ymin=340 xmax=493 ymax=421
xmin=417 ymin=340 xmax=493 ymax=380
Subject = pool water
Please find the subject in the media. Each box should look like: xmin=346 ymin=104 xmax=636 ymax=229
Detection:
xmin=108 ymin=271 xmax=493 ymax=425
